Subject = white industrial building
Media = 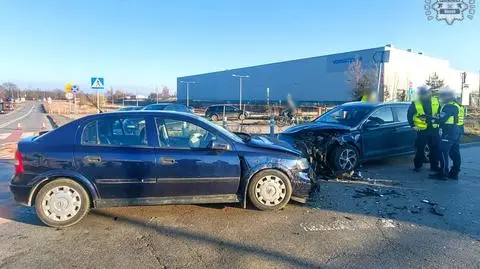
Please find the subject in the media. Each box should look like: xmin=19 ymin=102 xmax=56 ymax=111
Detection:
xmin=177 ymin=45 xmax=479 ymax=105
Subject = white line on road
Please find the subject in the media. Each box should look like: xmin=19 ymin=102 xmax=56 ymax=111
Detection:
xmin=0 ymin=104 xmax=35 ymax=129
xmin=0 ymin=134 xmax=9 ymax=140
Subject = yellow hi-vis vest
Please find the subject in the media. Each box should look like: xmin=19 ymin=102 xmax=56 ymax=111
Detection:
xmin=413 ymin=97 xmax=440 ymax=130
xmin=360 ymin=95 xmax=368 ymax=102
xmin=444 ymin=101 xmax=464 ymax=126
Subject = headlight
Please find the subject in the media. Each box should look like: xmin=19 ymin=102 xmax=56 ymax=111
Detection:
xmin=296 ymin=158 xmax=310 ymax=170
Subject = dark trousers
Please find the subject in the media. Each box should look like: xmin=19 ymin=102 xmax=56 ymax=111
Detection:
xmin=414 ymin=130 xmax=439 ymax=169
xmin=449 ymin=141 xmax=461 ymax=176
xmin=439 ymin=138 xmax=454 ymax=176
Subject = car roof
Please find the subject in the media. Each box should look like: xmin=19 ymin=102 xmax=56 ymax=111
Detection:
xmin=79 ymin=110 xmax=197 ymax=121
xmin=208 ymin=104 xmax=235 ymax=108
xmin=341 ymin=101 xmax=410 ymax=108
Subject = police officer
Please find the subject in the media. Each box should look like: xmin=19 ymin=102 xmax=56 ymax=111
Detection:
xmin=407 ymin=86 xmax=440 ymax=172
xmin=447 ymin=97 xmax=465 ymax=179
xmin=429 ymin=88 xmax=461 ymax=180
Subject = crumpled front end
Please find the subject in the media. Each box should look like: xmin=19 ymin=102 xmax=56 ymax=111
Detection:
xmin=278 ymin=131 xmax=359 ymax=177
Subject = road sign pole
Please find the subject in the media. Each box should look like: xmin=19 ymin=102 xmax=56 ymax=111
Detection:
xmin=96 ymin=88 xmax=100 ymax=114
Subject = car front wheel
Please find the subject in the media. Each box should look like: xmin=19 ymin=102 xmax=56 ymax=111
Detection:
xmin=35 ymin=178 xmax=90 ymax=228
xmin=248 ymin=169 xmax=292 ymax=211
xmin=329 ymin=144 xmax=359 ymax=173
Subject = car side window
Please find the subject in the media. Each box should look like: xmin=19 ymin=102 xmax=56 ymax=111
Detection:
xmin=155 ymin=118 xmax=219 ymax=149
xmin=81 ymin=117 xmax=147 ymax=146
xmin=225 ymin=106 xmax=235 ymax=112
xmin=368 ymin=107 xmax=394 ymax=125
xmin=393 ymin=106 xmax=408 ymax=123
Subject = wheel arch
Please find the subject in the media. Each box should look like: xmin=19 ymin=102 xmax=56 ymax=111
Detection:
xmin=240 ymin=164 xmax=293 ymax=208
xmin=27 ymin=170 xmax=100 ymax=207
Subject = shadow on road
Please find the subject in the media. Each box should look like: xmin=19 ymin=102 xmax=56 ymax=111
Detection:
xmin=91 ymin=209 xmax=323 ymax=269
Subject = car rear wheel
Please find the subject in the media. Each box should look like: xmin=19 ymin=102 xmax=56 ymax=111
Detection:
xmin=35 ymin=178 xmax=90 ymax=228
xmin=248 ymin=169 xmax=292 ymax=211
xmin=330 ymin=144 xmax=359 ymax=173
xmin=210 ymin=114 xmax=219 ymax=121
xmin=238 ymin=113 xmax=246 ymax=120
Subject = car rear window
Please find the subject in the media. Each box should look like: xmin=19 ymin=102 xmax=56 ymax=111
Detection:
xmin=81 ymin=117 xmax=148 ymax=146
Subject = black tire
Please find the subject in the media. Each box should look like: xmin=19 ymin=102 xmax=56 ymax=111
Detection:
xmin=238 ymin=113 xmax=246 ymax=121
xmin=210 ymin=114 xmax=219 ymax=121
xmin=35 ymin=178 xmax=90 ymax=228
xmin=248 ymin=169 xmax=292 ymax=211
xmin=329 ymin=144 xmax=360 ymax=173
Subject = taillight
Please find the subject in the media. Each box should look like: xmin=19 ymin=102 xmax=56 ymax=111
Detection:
xmin=15 ymin=150 xmax=24 ymax=174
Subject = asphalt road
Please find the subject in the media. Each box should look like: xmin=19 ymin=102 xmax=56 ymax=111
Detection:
xmin=0 ymin=105 xmax=479 ymax=268
xmin=0 ymin=101 xmax=51 ymax=134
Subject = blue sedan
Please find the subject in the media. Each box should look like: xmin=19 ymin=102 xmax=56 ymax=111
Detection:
xmin=10 ymin=111 xmax=314 ymax=227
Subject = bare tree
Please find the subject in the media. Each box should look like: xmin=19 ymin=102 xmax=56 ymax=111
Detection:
xmin=426 ymin=72 xmax=444 ymax=90
xmin=345 ymin=58 xmax=378 ymax=100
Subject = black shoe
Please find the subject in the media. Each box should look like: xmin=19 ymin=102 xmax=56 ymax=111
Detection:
xmin=413 ymin=167 xmax=422 ymax=172
xmin=429 ymin=173 xmax=447 ymax=180
xmin=448 ymin=174 xmax=459 ymax=180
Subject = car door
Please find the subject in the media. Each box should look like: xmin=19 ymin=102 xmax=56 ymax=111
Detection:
xmin=74 ymin=115 xmax=158 ymax=199
xmin=225 ymin=106 xmax=237 ymax=119
xmin=361 ymin=106 xmax=397 ymax=159
xmin=391 ymin=105 xmax=416 ymax=154
xmin=153 ymin=115 xmax=241 ymax=197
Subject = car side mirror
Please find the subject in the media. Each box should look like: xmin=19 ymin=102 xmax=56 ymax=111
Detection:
xmin=210 ymin=141 xmax=231 ymax=151
xmin=363 ymin=120 xmax=380 ymax=129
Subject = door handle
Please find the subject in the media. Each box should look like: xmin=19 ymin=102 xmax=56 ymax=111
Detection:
xmin=160 ymin=157 xmax=176 ymax=165
xmin=83 ymin=155 xmax=102 ymax=163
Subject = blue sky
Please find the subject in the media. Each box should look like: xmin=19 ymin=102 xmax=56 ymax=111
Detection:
xmin=1 ymin=0 xmax=478 ymax=94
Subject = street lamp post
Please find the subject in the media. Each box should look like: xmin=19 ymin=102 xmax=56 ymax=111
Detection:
xmin=232 ymin=74 xmax=249 ymax=110
xmin=180 ymin=81 xmax=197 ymax=107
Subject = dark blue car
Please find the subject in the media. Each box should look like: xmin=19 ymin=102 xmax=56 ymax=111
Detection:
xmin=10 ymin=111 xmax=313 ymax=227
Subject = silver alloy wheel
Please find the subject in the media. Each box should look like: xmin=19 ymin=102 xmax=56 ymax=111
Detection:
xmin=42 ymin=186 xmax=82 ymax=222
xmin=339 ymin=148 xmax=357 ymax=171
xmin=255 ymin=175 xmax=287 ymax=206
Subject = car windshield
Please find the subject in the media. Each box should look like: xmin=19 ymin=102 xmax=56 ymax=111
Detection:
xmin=143 ymin=104 xmax=169 ymax=110
xmin=314 ymin=106 xmax=373 ymax=126
xmin=194 ymin=116 xmax=244 ymax=143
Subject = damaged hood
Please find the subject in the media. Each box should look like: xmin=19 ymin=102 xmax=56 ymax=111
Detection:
xmin=282 ymin=122 xmax=352 ymax=134
xmin=245 ymin=136 xmax=303 ymax=156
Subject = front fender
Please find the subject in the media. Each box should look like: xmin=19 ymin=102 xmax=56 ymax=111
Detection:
xmin=239 ymin=157 xmax=296 ymax=208
xmin=26 ymin=169 xmax=100 ymax=206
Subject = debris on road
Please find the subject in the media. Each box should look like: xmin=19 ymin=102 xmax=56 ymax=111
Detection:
xmin=353 ymin=187 xmax=402 ymax=198
xmin=421 ymin=199 xmax=438 ymax=206
xmin=353 ymin=187 xmax=383 ymax=198
xmin=430 ymin=205 xmax=446 ymax=216
xmin=421 ymin=199 xmax=446 ymax=216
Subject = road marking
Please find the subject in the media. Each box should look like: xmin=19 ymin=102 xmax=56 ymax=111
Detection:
xmin=0 ymin=104 xmax=35 ymax=129
xmin=0 ymin=134 xmax=9 ymax=140
xmin=300 ymin=218 xmax=396 ymax=232
xmin=20 ymin=132 xmax=35 ymax=139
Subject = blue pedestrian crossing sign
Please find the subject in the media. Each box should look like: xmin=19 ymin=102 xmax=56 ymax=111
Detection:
xmin=91 ymin=77 xmax=104 ymax=89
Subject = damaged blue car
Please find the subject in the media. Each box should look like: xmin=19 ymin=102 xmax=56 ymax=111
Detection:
xmin=278 ymin=102 xmax=416 ymax=176
xmin=10 ymin=111 xmax=314 ymax=228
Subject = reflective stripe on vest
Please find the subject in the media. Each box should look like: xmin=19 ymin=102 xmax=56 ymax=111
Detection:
xmin=442 ymin=101 xmax=460 ymax=125
xmin=451 ymin=102 xmax=464 ymax=126
xmin=413 ymin=97 xmax=439 ymax=130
